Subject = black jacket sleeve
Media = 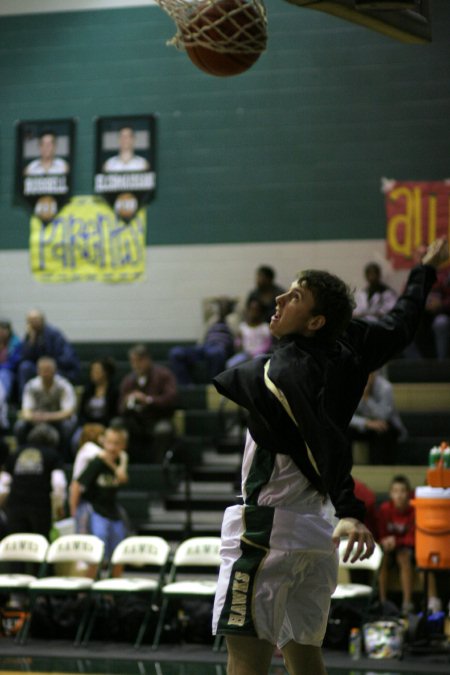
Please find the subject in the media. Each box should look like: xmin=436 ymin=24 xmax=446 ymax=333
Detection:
xmin=345 ymin=264 xmax=437 ymax=373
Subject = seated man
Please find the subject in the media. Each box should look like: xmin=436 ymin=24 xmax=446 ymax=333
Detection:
xmin=353 ymin=262 xmax=398 ymax=322
xmin=18 ymin=309 xmax=79 ymax=395
xmin=348 ymin=370 xmax=407 ymax=464
xmin=169 ymin=304 xmax=235 ymax=385
xmin=118 ymin=344 xmax=178 ymax=463
xmin=417 ymin=269 xmax=450 ymax=359
xmin=14 ymin=356 xmax=78 ymax=460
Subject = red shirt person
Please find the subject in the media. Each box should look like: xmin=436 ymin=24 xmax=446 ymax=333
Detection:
xmin=376 ymin=475 xmax=415 ymax=613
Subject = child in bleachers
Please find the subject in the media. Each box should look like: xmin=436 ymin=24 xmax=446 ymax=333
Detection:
xmin=226 ymin=298 xmax=272 ymax=369
xmin=377 ymin=475 xmax=415 ymax=614
xmin=377 ymin=474 xmax=441 ymax=614
xmin=73 ymin=425 xmax=129 ymax=577
xmin=70 ymin=422 xmax=128 ymax=536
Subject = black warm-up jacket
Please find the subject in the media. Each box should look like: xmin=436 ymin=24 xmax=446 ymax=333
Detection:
xmin=213 ymin=264 xmax=437 ymax=523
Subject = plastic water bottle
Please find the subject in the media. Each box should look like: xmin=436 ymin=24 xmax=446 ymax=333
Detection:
xmin=349 ymin=627 xmax=362 ymax=660
xmin=429 ymin=445 xmax=441 ymax=467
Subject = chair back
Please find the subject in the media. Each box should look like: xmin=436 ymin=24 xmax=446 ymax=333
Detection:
xmin=338 ymin=540 xmax=383 ymax=571
xmin=46 ymin=534 xmax=104 ymax=565
xmin=0 ymin=533 xmax=49 ymax=564
xmin=173 ymin=537 xmax=221 ymax=567
xmin=111 ymin=536 xmax=171 ymax=568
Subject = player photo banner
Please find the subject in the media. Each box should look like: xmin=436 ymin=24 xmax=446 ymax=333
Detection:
xmin=29 ymin=196 xmax=146 ymax=283
xmin=384 ymin=179 xmax=450 ymax=269
xmin=94 ymin=115 xmax=156 ymax=221
xmin=17 ymin=119 xmax=75 ymax=223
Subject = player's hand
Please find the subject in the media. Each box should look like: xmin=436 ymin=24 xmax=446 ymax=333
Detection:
xmin=421 ymin=238 xmax=448 ymax=269
xmin=332 ymin=518 xmax=375 ymax=562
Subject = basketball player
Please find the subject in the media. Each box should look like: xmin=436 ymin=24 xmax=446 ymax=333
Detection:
xmin=103 ymin=126 xmax=149 ymax=172
xmin=24 ymin=130 xmax=69 ymax=176
xmin=212 ymin=238 xmax=448 ymax=675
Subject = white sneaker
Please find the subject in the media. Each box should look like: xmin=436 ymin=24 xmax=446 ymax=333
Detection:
xmin=427 ymin=596 xmax=442 ymax=613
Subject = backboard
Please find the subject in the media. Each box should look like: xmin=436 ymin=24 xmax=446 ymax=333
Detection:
xmin=286 ymin=0 xmax=432 ymax=43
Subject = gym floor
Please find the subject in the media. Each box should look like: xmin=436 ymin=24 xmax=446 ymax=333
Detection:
xmin=0 ymin=641 xmax=449 ymax=674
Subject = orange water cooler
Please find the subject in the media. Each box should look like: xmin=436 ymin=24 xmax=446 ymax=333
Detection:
xmin=412 ymin=485 xmax=450 ymax=569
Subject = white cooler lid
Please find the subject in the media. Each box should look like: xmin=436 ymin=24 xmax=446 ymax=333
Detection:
xmin=415 ymin=486 xmax=450 ymax=499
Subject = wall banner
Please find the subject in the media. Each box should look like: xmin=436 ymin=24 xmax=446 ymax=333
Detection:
xmin=384 ymin=179 xmax=450 ymax=269
xmin=30 ymin=195 xmax=146 ymax=283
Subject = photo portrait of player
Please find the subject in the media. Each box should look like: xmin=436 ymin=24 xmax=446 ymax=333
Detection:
xmin=24 ymin=129 xmax=69 ymax=176
xmin=17 ymin=119 xmax=75 ymax=207
xmin=103 ymin=126 xmax=150 ymax=173
xmin=94 ymin=115 xmax=156 ymax=219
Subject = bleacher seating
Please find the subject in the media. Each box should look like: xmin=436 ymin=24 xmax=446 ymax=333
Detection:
xmin=2 ymin=344 xmax=449 ymax=613
xmin=6 ymin=343 xmax=450 ymax=553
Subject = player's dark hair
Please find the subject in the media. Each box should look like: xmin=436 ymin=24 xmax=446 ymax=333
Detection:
xmin=391 ymin=474 xmax=412 ymax=492
xmin=296 ymin=269 xmax=355 ymax=343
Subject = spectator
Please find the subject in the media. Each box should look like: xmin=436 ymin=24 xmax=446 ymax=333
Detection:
xmin=0 ymin=423 xmax=66 ymax=539
xmin=70 ymin=422 xmax=128 ymax=535
xmin=74 ymin=426 xmax=129 ymax=577
xmin=72 ymin=358 xmax=119 ymax=450
xmin=226 ymin=298 xmax=272 ymax=369
xmin=377 ymin=474 xmax=441 ymax=615
xmin=377 ymin=475 xmax=415 ymax=614
xmin=14 ymin=356 xmax=77 ymax=460
xmin=169 ymin=307 xmax=235 ymax=386
xmin=348 ymin=370 xmax=407 ymax=464
xmin=0 ymin=320 xmax=22 ymax=400
xmin=420 ymin=269 xmax=450 ymax=359
xmin=246 ymin=265 xmax=285 ymax=324
xmin=119 ymin=344 xmax=178 ymax=463
xmin=0 ymin=380 xmax=9 ymax=444
xmin=18 ymin=309 xmax=79 ymax=395
xmin=353 ymin=262 xmax=398 ymax=321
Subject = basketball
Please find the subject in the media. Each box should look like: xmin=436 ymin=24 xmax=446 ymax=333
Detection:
xmin=183 ymin=0 xmax=266 ymax=77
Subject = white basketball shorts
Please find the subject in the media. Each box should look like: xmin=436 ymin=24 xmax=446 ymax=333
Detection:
xmin=212 ymin=504 xmax=338 ymax=648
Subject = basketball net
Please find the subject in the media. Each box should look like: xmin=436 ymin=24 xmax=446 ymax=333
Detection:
xmin=154 ymin=0 xmax=267 ymax=54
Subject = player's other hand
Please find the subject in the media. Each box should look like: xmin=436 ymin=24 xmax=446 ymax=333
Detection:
xmin=421 ymin=238 xmax=448 ymax=269
xmin=332 ymin=517 xmax=375 ymax=562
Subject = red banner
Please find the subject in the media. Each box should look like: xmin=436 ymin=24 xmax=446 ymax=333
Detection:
xmin=384 ymin=180 xmax=450 ymax=269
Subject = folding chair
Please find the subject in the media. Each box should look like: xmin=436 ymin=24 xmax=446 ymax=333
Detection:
xmin=152 ymin=536 xmax=221 ymax=650
xmin=0 ymin=533 xmax=49 ymax=594
xmin=0 ymin=532 xmax=49 ymax=638
xmin=18 ymin=534 xmax=104 ymax=645
xmin=82 ymin=535 xmax=171 ymax=648
xmin=331 ymin=539 xmax=383 ymax=603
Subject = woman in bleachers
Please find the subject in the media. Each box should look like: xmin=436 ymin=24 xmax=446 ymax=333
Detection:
xmin=72 ymin=357 xmax=119 ymax=451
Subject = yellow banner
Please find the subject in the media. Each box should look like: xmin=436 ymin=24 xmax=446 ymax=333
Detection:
xmin=30 ymin=195 xmax=146 ymax=283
